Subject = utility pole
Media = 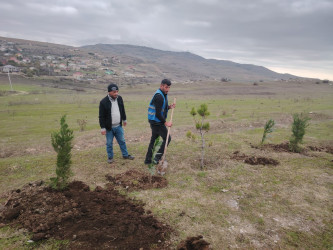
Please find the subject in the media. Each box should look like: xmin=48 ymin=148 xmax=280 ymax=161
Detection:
xmin=8 ymin=70 xmax=13 ymax=91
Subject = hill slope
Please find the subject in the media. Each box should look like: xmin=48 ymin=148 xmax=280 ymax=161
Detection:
xmin=81 ymin=43 xmax=298 ymax=82
xmin=1 ymin=36 xmax=303 ymax=83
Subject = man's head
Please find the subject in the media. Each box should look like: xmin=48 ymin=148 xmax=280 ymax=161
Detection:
xmin=160 ymin=79 xmax=172 ymax=94
xmin=107 ymin=83 xmax=119 ymax=99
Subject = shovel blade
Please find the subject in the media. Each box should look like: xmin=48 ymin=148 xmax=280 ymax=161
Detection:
xmin=156 ymin=160 xmax=168 ymax=176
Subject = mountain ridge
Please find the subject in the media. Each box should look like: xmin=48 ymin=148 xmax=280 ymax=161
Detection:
xmin=81 ymin=43 xmax=300 ymax=82
xmin=0 ymin=36 xmax=309 ymax=83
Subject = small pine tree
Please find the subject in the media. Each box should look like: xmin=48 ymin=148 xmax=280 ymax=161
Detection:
xmin=147 ymin=136 xmax=162 ymax=175
xmin=50 ymin=115 xmax=74 ymax=190
xmin=289 ymin=113 xmax=310 ymax=152
xmin=190 ymin=104 xmax=210 ymax=169
xmin=261 ymin=119 xmax=275 ymax=145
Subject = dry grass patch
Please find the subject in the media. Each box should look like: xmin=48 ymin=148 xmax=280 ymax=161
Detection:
xmin=129 ymin=139 xmax=333 ymax=249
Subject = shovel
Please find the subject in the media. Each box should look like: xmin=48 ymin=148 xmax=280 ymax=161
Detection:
xmin=157 ymin=97 xmax=176 ymax=175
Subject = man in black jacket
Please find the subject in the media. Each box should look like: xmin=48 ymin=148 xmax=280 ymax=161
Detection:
xmin=144 ymin=79 xmax=175 ymax=165
xmin=99 ymin=83 xmax=134 ymax=164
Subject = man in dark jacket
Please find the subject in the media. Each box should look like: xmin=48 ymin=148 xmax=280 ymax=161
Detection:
xmin=144 ymin=79 xmax=175 ymax=165
xmin=99 ymin=83 xmax=134 ymax=164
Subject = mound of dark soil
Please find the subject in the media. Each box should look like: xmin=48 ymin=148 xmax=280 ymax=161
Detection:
xmin=251 ymin=142 xmax=291 ymax=152
xmin=231 ymin=151 xmax=279 ymax=166
xmin=259 ymin=142 xmax=333 ymax=155
xmin=106 ymin=169 xmax=168 ymax=191
xmin=308 ymin=145 xmax=333 ymax=154
xmin=0 ymin=180 xmax=171 ymax=249
xmin=244 ymin=156 xmax=279 ymax=166
xmin=177 ymin=235 xmax=210 ymax=250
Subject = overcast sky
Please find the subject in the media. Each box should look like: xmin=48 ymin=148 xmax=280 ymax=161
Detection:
xmin=1 ymin=0 xmax=332 ymax=80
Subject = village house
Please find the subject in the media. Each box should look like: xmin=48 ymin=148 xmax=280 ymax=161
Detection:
xmin=22 ymin=58 xmax=31 ymax=63
xmin=73 ymin=72 xmax=83 ymax=80
xmin=58 ymin=63 xmax=67 ymax=70
xmin=33 ymin=55 xmax=43 ymax=60
xmin=46 ymin=55 xmax=55 ymax=60
xmin=9 ymin=57 xmax=19 ymax=63
xmin=1 ymin=65 xmax=20 ymax=72
xmin=40 ymin=61 xmax=47 ymax=67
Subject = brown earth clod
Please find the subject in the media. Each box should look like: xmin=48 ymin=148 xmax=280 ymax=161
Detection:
xmin=177 ymin=235 xmax=210 ymax=250
xmin=231 ymin=151 xmax=279 ymax=166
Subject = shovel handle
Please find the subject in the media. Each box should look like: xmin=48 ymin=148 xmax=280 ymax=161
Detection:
xmin=160 ymin=97 xmax=176 ymax=162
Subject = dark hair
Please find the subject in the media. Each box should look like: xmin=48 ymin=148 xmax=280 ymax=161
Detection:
xmin=161 ymin=79 xmax=172 ymax=86
xmin=107 ymin=83 xmax=119 ymax=92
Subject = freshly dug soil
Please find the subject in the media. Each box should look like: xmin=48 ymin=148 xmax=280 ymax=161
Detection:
xmin=256 ymin=142 xmax=333 ymax=155
xmin=0 ymin=180 xmax=171 ymax=249
xmin=231 ymin=151 xmax=279 ymax=166
xmin=106 ymin=169 xmax=168 ymax=191
xmin=250 ymin=142 xmax=291 ymax=152
xmin=244 ymin=156 xmax=279 ymax=166
xmin=177 ymin=235 xmax=210 ymax=250
xmin=307 ymin=145 xmax=333 ymax=154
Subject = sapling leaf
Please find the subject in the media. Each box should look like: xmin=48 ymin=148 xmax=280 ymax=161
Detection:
xmin=190 ymin=107 xmax=197 ymax=116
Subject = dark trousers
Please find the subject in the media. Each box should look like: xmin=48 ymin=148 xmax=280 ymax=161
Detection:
xmin=145 ymin=123 xmax=171 ymax=162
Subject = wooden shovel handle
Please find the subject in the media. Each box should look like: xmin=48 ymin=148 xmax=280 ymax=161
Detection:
xmin=161 ymin=97 xmax=176 ymax=162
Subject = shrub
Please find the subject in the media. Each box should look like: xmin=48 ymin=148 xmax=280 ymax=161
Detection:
xmin=50 ymin=115 xmax=74 ymax=190
xmin=77 ymin=118 xmax=87 ymax=132
xmin=289 ymin=113 xmax=310 ymax=152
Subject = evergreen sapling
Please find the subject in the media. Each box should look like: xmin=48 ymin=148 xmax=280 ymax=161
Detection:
xmin=190 ymin=104 xmax=210 ymax=169
xmin=289 ymin=113 xmax=310 ymax=152
xmin=50 ymin=115 xmax=74 ymax=190
xmin=261 ymin=119 xmax=275 ymax=145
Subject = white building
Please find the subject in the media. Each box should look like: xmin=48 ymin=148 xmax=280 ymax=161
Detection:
xmin=1 ymin=65 xmax=20 ymax=72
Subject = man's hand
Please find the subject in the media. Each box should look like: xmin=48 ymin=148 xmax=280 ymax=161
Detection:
xmin=101 ymin=130 xmax=106 ymax=135
xmin=165 ymin=121 xmax=172 ymax=127
xmin=123 ymin=121 xmax=127 ymax=127
xmin=169 ymin=103 xmax=176 ymax=109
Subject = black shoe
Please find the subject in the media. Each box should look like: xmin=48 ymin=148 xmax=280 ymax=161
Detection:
xmin=123 ymin=155 xmax=135 ymax=160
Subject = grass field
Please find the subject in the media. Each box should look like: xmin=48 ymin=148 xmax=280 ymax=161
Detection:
xmin=0 ymin=75 xmax=332 ymax=249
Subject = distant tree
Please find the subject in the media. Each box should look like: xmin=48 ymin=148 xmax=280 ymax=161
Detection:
xmin=190 ymin=104 xmax=210 ymax=169
xmin=50 ymin=115 xmax=74 ymax=190
xmin=25 ymin=68 xmax=38 ymax=77
xmin=7 ymin=60 xmax=18 ymax=66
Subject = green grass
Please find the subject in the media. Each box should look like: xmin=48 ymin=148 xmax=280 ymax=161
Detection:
xmin=0 ymin=79 xmax=332 ymax=249
xmin=0 ymin=226 xmax=69 ymax=250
